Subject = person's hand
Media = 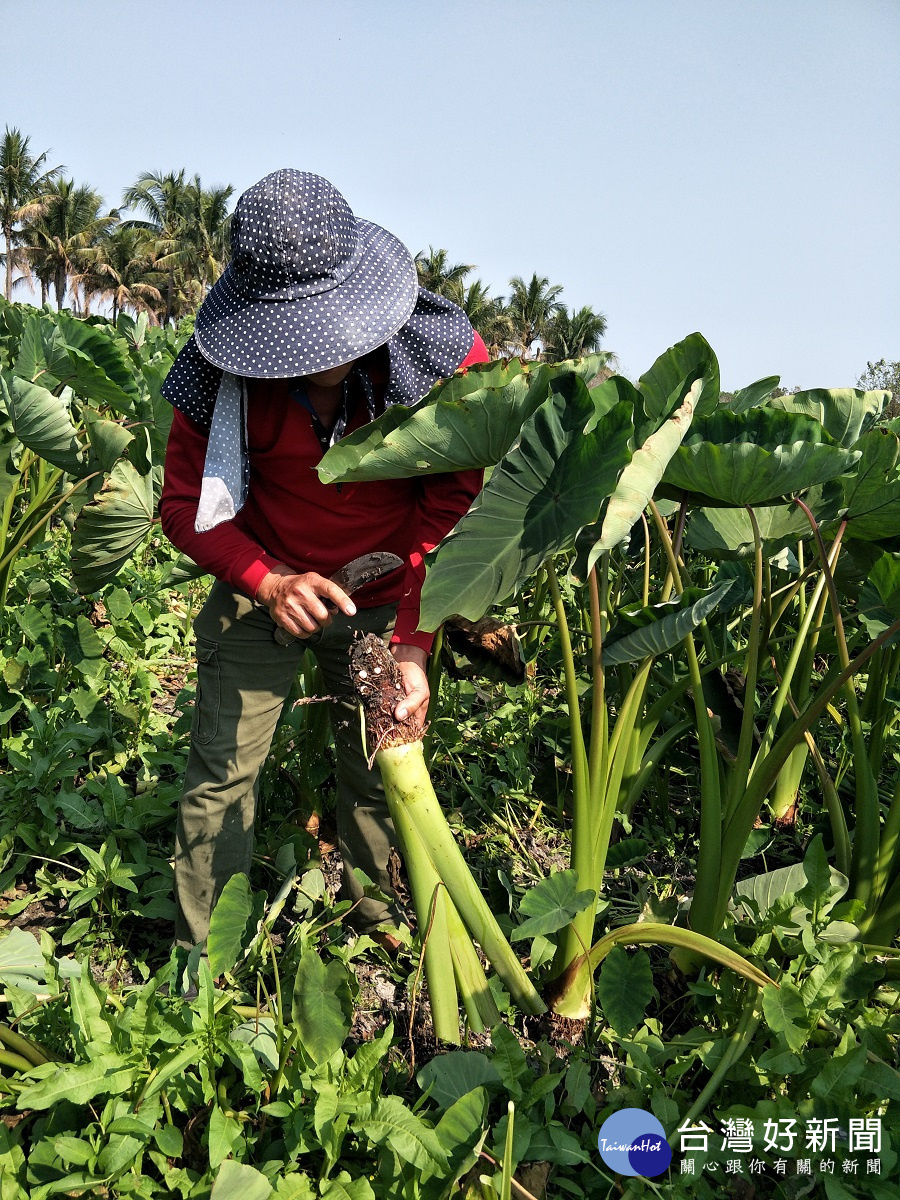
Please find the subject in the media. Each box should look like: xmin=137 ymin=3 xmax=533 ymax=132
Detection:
xmin=391 ymin=644 xmax=430 ymax=728
xmin=256 ymin=564 xmax=356 ymax=638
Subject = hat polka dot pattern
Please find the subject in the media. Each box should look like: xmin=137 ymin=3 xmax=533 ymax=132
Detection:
xmin=193 ymin=170 xmax=420 ymax=378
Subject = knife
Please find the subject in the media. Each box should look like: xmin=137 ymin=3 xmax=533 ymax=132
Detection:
xmin=273 ymin=551 xmax=404 ymax=645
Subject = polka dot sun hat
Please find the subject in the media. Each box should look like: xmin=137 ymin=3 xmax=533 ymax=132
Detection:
xmin=193 ymin=169 xmax=420 ymax=378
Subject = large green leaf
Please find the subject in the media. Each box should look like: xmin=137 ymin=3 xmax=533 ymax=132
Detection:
xmin=55 ymin=312 xmax=142 ymax=414
xmin=419 ymin=381 xmax=634 ymax=629
xmin=511 ymin=870 xmax=594 ymax=942
xmin=291 ymin=951 xmax=352 ymax=1064
xmin=572 ymin=379 xmax=699 ymax=580
xmin=417 ymin=1052 xmax=501 ymax=1110
xmin=727 ymin=375 xmax=781 ymax=413
xmin=602 ymin=581 xmax=740 ymax=665
xmin=636 ymin=332 xmax=719 ymax=439
xmin=432 ymin=1087 xmax=489 ymax=1186
xmin=70 ymin=458 xmax=155 ymax=592
xmin=84 ymin=411 xmax=133 ymax=473
xmin=207 ymin=872 xmax=253 ymax=979
xmin=13 ymin=312 xmax=71 ymax=389
xmin=0 ymin=371 xmax=84 ymax=474
xmin=356 ymin=1095 xmax=449 ymax=1174
xmin=211 ymin=1160 xmax=273 ymax=1200
xmin=16 ymin=1055 xmax=135 ymax=1110
xmin=317 ymin=355 xmax=606 ymax=483
xmin=685 ymin=503 xmax=811 ymax=559
xmin=835 ymin=428 xmax=900 ymax=541
xmin=596 ymin=946 xmax=655 ymax=1035
xmin=766 ymin=387 xmax=887 ymax=448
xmin=662 ymin=408 xmax=859 ymax=507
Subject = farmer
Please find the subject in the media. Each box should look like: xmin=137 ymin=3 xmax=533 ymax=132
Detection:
xmin=159 ymin=169 xmax=487 ymax=951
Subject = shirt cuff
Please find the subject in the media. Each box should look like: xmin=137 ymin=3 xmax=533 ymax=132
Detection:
xmin=234 ymin=552 xmax=284 ymax=599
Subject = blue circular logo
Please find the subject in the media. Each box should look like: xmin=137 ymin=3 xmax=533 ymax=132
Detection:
xmin=597 ymin=1108 xmax=673 ymax=1178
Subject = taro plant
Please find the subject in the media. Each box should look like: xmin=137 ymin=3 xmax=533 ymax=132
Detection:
xmin=0 ymin=298 xmax=181 ymax=604
xmin=663 ymin=384 xmax=900 ymax=951
xmin=321 ymin=336 xmax=780 ymax=1022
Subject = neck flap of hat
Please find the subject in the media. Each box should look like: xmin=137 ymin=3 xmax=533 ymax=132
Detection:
xmin=162 ymin=288 xmax=473 ymax=434
xmin=161 ymin=289 xmax=474 ymax=532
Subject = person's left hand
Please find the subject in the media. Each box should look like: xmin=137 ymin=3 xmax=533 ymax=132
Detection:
xmin=390 ymin=644 xmax=430 ymax=728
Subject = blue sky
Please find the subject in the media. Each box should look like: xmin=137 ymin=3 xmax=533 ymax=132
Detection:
xmin=4 ymin=0 xmax=898 ymax=389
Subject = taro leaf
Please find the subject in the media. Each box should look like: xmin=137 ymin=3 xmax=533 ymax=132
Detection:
xmin=511 ymin=869 xmax=594 ymax=942
xmin=207 ymin=872 xmax=253 ymax=979
xmin=636 ymin=331 xmax=719 ymax=439
xmin=70 ymin=458 xmax=155 ymax=592
xmin=685 ymin=503 xmax=811 ymax=559
xmin=727 ymin=375 xmax=781 ymax=413
xmin=14 ymin=312 xmax=71 ymax=388
xmin=836 ymin=428 xmax=900 ymax=540
xmin=84 ymin=411 xmax=133 ymax=473
xmin=432 ymin=1087 xmax=489 ymax=1185
xmin=572 ymin=379 xmax=698 ymax=581
xmin=732 ymin=863 xmax=849 ymax=922
xmin=291 ymin=951 xmax=352 ymax=1064
xmin=761 ymin=978 xmax=811 ymax=1053
xmin=55 ymin=311 xmax=141 ymax=414
xmin=417 ymin=1051 xmax=501 ymax=1110
xmin=766 ymin=388 xmax=887 ymax=448
xmin=0 ymin=927 xmax=76 ymax=993
xmin=870 ymin=551 xmax=900 ymax=615
xmin=317 ymin=355 xmax=605 ymax=483
xmin=419 ymin=384 xmax=633 ymax=629
xmin=0 ymin=370 xmax=84 ymax=473
xmin=596 ymin=946 xmax=655 ymax=1035
xmin=210 ymin=1160 xmax=273 ymax=1200
xmin=662 ymin=408 xmax=859 ymax=507
xmin=59 ymin=614 xmax=106 ymax=679
xmin=602 ymin=580 xmax=739 ymax=666
xmin=605 ymin=838 xmax=650 ymax=869
xmin=356 ymin=1095 xmax=449 ymax=1174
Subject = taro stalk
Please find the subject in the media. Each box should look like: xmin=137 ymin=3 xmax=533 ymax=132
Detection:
xmin=657 ymin=386 xmax=900 ymax=946
xmin=0 ymin=306 xmax=173 ymax=602
xmin=350 ymin=631 xmax=544 ymax=1043
xmin=324 ymin=335 xmax=764 ymax=1019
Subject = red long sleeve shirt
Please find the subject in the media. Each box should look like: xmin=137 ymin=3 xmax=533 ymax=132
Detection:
xmin=159 ymin=334 xmax=489 ymax=651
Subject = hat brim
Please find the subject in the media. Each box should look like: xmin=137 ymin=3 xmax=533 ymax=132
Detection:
xmin=193 ymin=220 xmax=419 ymax=378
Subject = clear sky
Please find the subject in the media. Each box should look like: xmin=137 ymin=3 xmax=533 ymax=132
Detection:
xmin=4 ymin=0 xmax=898 ymax=390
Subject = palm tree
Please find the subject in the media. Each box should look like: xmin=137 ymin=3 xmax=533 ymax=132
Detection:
xmin=505 ymin=274 xmax=565 ymax=360
xmin=23 ymin=179 xmax=117 ymax=311
xmin=75 ymin=225 xmax=163 ymax=323
xmin=122 ymin=170 xmax=190 ymax=323
xmin=458 ymin=278 xmax=514 ymax=357
xmin=542 ymin=304 xmax=609 ymax=363
xmin=0 ymin=126 xmax=63 ymax=299
xmin=173 ymin=177 xmax=233 ymax=305
xmin=123 ymin=170 xmax=232 ymax=322
xmin=414 ymin=246 xmax=474 ymax=303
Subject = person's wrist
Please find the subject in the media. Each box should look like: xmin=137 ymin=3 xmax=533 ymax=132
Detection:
xmin=255 ymin=563 xmax=292 ymax=606
xmin=391 ymin=643 xmax=428 ymax=670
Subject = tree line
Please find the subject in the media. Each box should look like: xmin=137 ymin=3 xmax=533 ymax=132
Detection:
xmin=0 ymin=126 xmax=612 ymax=365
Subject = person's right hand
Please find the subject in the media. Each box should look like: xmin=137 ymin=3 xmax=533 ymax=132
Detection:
xmin=256 ymin=564 xmax=356 ymax=638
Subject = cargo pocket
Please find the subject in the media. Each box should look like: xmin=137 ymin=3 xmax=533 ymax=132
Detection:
xmin=192 ymin=638 xmax=221 ymax=745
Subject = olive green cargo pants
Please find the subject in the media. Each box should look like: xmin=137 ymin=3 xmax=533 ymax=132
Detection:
xmin=174 ymin=580 xmax=401 ymax=949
